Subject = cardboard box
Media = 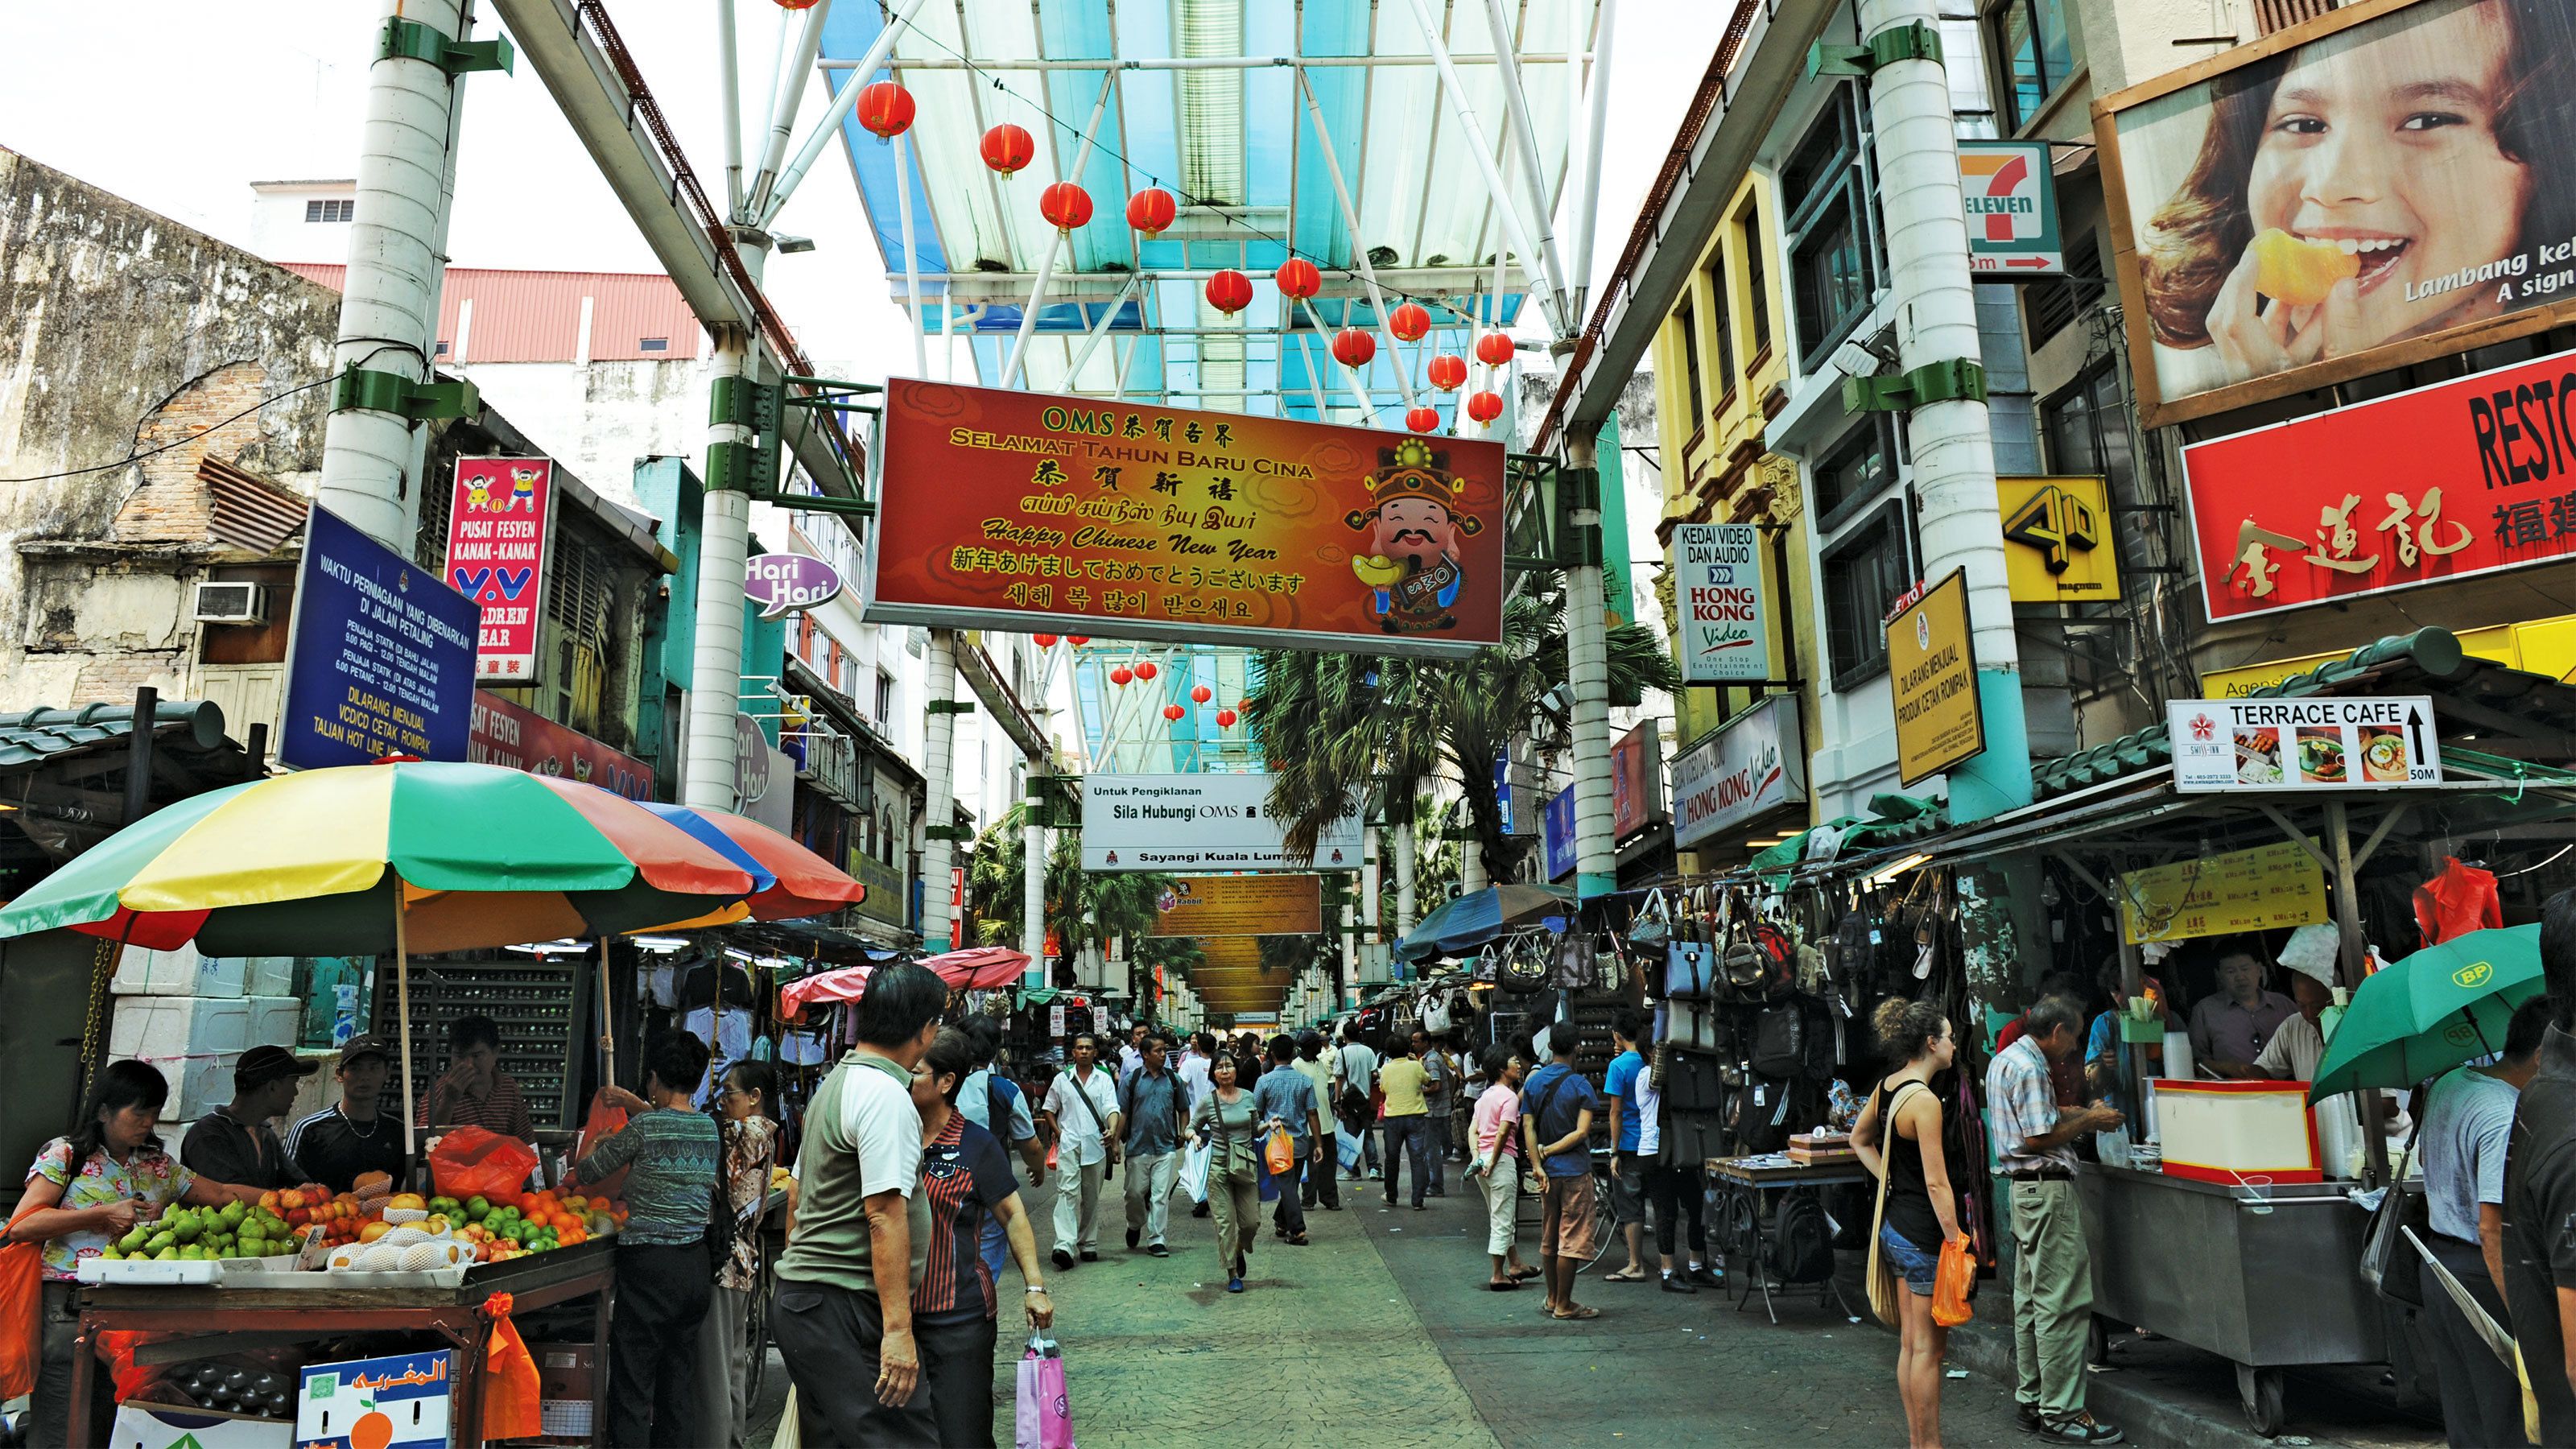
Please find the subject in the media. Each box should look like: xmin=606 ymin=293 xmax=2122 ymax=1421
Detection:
xmin=110 ymin=1401 xmax=293 ymax=1449
xmin=293 ymin=1348 xmax=452 ymax=1449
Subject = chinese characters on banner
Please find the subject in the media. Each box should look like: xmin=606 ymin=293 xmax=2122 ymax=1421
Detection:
xmin=2183 ymin=347 xmax=2576 ymax=620
xmin=444 ymin=457 xmax=554 ymax=681
xmin=864 ymin=381 xmax=1508 ymax=658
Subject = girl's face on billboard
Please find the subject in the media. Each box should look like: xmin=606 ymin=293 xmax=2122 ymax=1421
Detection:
xmin=2244 ymin=2 xmax=2525 ymax=342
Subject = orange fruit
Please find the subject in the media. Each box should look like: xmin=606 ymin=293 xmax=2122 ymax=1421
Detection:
xmin=2250 ymin=228 xmax=2359 ymax=308
xmin=352 ymin=1410 xmax=394 ymax=1449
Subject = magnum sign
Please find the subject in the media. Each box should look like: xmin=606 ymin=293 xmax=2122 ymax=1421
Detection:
xmin=1673 ymin=522 xmax=1773 ymax=683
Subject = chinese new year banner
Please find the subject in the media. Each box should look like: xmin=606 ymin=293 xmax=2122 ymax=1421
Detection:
xmin=865 ymin=380 xmax=1508 ymax=657
xmin=2183 ymin=345 xmax=2576 ymax=620
xmin=444 ymin=457 xmax=554 ymax=681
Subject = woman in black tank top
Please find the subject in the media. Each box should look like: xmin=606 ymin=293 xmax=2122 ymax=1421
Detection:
xmin=1854 ymin=998 xmax=1966 ymax=1449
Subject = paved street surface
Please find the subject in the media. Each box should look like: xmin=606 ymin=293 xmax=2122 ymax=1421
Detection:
xmin=744 ymin=1166 xmax=2445 ymax=1447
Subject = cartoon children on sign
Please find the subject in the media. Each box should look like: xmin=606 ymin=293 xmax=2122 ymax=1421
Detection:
xmin=1344 ymin=436 xmax=1481 ymax=634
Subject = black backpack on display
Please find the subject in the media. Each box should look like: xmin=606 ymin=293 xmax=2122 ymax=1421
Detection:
xmin=1765 ymin=1192 xmax=1835 ymax=1285
xmin=1750 ymin=1003 xmax=1806 ymax=1080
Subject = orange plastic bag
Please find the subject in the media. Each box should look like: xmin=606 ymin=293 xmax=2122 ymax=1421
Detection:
xmin=574 ymin=1094 xmax=632 ymax=1199
xmin=1932 ymin=1236 xmax=1975 ymax=1327
xmin=1263 ymin=1127 xmax=1297 ymax=1177
xmin=429 ymin=1126 xmax=541 ymax=1201
xmin=0 ymin=1208 xmax=42 ymax=1402
xmin=479 ymin=1294 xmax=543 ymax=1443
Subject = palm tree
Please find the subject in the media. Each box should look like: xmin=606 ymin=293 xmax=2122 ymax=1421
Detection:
xmin=964 ymin=803 xmax=1177 ymax=981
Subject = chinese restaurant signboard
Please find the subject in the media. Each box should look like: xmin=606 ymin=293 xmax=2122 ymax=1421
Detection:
xmin=444 ymin=457 xmax=554 ymax=683
xmin=1887 ymin=570 xmax=1985 ymax=786
xmin=2166 ymin=696 xmax=2444 ymax=792
xmin=2097 ymin=0 xmax=2576 ymax=427
xmin=2182 ymin=346 xmax=2576 ymax=620
xmin=2120 ymin=839 xmax=2330 ymax=946
xmin=865 ymin=380 xmax=1508 ymax=658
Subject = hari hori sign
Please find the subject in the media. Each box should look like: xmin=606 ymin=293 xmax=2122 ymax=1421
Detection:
xmin=745 ymin=552 xmax=845 ymax=619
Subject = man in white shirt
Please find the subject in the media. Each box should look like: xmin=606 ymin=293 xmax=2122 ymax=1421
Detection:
xmin=1042 ymin=1034 xmax=1123 ymax=1269
xmin=1333 ymin=1026 xmax=1381 ymax=1181
xmin=2250 ymin=967 xmax=2334 ymax=1083
xmin=1117 ymin=1023 xmax=1149 ymax=1082
xmin=1175 ymin=1032 xmax=1216 ymax=1109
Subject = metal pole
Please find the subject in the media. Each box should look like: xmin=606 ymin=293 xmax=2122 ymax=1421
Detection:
xmin=2327 ymin=800 xmax=2394 ymax=1186
xmin=1023 ymin=761 xmax=1049 ymax=979
xmin=717 ymin=0 xmax=744 ymax=215
xmin=1570 ymin=0 xmax=1617 ymax=320
xmin=1300 ymin=299 xmax=1381 ymax=426
xmin=1397 ymin=0 xmax=1569 ymax=338
xmin=895 ymin=127 xmax=927 ymax=377
xmin=746 ymin=0 xmax=832 ymax=219
xmin=683 ymin=227 xmax=766 ymax=813
xmin=1003 ymin=75 xmax=1117 ymax=390
xmin=1563 ymin=427 xmax=1616 ymax=897
xmin=762 ymin=0 xmax=937 ymax=228
xmin=1482 ymin=0 xmax=1572 ymax=324
xmin=1393 ymin=815 xmax=1419 ymax=938
xmin=316 ymin=0 xmax=477 ymax=552
xmin=1064 ymin=275 xmax=1139 ymax=382
xmin=1294 ymin=71 xmax=1422 ymax=411
xmin=395 ymin=893 xmax=417 ymax=1170
xmin=820 ymin=52 xmax=1587 ymax=72
xmin=919 ymin=630 xmax=962 ymax=946
xmin=1294 ymin=332 xmax=1332 ymax=420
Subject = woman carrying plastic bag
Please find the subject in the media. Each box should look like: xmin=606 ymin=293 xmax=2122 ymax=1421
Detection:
xmin=1016 ymin=1331 xmax=1075 ymax=1449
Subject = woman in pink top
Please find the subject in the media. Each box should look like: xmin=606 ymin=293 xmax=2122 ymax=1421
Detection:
xmin=1468 ymin=1046 xmax=1539 ymax=1290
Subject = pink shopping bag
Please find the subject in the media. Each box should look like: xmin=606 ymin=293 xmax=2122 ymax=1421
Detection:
xmin=1015 ymin=1333 xmax=1075 ymax=1449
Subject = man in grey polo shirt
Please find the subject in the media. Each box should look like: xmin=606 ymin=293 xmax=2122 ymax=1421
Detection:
xmin=1119 ymin=1034 xmax=1185 ymax=1257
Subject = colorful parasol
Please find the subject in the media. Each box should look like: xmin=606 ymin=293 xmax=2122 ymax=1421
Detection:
xmin=2307 ymin=925 xmax=2543 ymax=1100
xmin=779 ymin=962 xmax=875 ymax=1014
xmin=636 ymin=802 xmax=866 ymax=923
xmin=923 ymin=946 xmax=1032 ymax=990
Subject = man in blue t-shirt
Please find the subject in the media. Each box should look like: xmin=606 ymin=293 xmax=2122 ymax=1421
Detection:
xmin=1519 ymin=1032 xmax=1601 ymax=1320
xmin=1600 ymin=1008 xmax=1652 ymax=1283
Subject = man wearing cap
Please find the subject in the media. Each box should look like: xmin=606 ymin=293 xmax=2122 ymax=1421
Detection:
xmin=182 ymin=1045 xmax=320 ymax=1191
xmin=285 ymin=1034 xmax=411 ymax=1193
xmin=2246 ymin=965 xmax=2336 ymax=1083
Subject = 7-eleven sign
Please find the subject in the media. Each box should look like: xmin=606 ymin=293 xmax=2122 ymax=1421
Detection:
xmin=1959 ymin=140 xmax=2062 ymax=279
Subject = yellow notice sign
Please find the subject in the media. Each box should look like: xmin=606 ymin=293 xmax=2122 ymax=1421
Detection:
xmin=1888 ymin=569 xmax=1985 ymax=786
xmin=1147 ymin=875 xmax=1324 ymax=938
xmin=2119 ymin=839 xmax=2329 ymax=945
xmin=1999 ymin=476 xmax=2121 ymax=604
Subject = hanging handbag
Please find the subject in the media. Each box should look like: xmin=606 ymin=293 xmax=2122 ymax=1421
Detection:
xmin=1666 ymin=940 xmax=1714 ymax=998
xmin=1552 ymin=932 xmax=1595 ymax=991
xmin=1864 ymin=1081 xmax=1926 ymax=1327
xmin=1627 ymin=889 xmax=1671 ymax=951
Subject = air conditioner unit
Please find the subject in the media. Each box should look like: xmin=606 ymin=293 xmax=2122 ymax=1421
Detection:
xmin=191 ymin=581 xmax=269 ymax=625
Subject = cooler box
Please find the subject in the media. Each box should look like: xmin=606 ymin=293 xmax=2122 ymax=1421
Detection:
xmin=110 ymin=1401 xmax=293 ymax=1449
xmin=245 ymin=996 xmax=303 ymax=1048
xmin=2149 ymin=1078 xmax=2322 ymax=1185
xmin=155 ymin=1050 xmax=241 ymax=1124
xmin=295 ymin=1349 xmax=452 ymax=1449
xmin=114 ymin=945 xmax=245 ymax=998
xmin=111 ymin=995 xmax=253 ymax=1061
xmin=244 ymin=956 xmax=295 ymax=997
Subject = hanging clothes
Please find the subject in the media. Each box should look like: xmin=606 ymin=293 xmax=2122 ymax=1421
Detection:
xmin=2414 ymin=857 xmax=2503 ymax=947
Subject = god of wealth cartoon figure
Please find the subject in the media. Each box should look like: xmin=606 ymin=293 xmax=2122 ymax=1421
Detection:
xmin=1345 ymin=437 xmax=1480 ymax=635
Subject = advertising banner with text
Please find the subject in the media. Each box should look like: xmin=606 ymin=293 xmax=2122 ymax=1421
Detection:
xmin=281 ymin=506 xmax=478 ymax=770
xmin=466 ymin=689 xmax=653 ymax=801
xmin=1080 ymin=774 xmax=1364 ymax=872
xmin=444 ymin=457 xmax=554 ymax=683
xmin=1671 ymin=696 xmax=1805 ymax=849
xmin=1672 ymin=522 xmax=1774 ymax=682
xmin=1148 ymin=875 xmax=1324 ymax=937
xmin=866 ymin=380 xmax=1507 ymax=658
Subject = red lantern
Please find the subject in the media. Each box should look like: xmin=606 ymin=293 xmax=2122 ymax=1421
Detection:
xmin=980 ymin=124 xmax=1035 ymax=176
xmin=1274 ymin=257 xmax=1322 ymax=300
xmin=856 ymin=82 xmax=914 ymax=140
xmin=1067 ymin=635 xmax=1090 ymax=646
xmin=1331 ymin=328 xmax=1376 ymax=369
xmin=1389 ymin=302 xmax=1431 ymax=343
xmin=1190 ymin=684 xmax=1212 ymax=704
xmin=1039 ymin=182 xmax=1092 ymax=232
xmin=774 ymin=0 xmax=821 ymax=8
xmin=1162 ymin=704 xmax=1186 ymax=722
xmin=1033 ymin=634 xmax=1059 ymax=648
xmin=1216 ymin=708 xmax=1238 ymax=729
xmin=1426 ymin=353 xmax=1467 ymax=391
xmin=1466 ymin=390 xmax=1505 ymax=424
xmin=1406 ymin=406 xmax=1441 ymax=434
xmin=1134 ymin=661 xmax=1159 ymax=681
xmin=1476 ymin=330 xmax=1515 ymax=366
xmin=1125 ymin=187 xmax=1177 ymax=237
xmin=1109 ymin=667 xmax=1133 ymax=687
xmin=1204 ymin=270 xmax=1253 ymax=316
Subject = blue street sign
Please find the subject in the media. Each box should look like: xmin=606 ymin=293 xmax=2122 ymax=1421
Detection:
xmin=278 ymin=505 xmax=479 ymax=770
xmin=1542 ymin=785 xmax=1577 ymax=881
xmin=1493 ymin=755 xmax=1513 ymax=835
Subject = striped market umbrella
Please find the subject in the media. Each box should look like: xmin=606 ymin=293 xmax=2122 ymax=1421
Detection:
xmin=636 ymin=802 xmax=867 ymax=923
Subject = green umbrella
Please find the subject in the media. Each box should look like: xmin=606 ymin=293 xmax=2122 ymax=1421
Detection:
xmin=2307 ymin=925 xmax=2542 ymax=1100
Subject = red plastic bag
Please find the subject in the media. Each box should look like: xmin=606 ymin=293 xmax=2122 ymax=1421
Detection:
xmin=575 ymin=1094 xmax=632 ymax=1199
xmin=429 ymin=1126 xmax=540 ymax=1201
xmin=1932 ymin=1237 xmax=1975 ymax=1327
xmin=0 ymin=1208 xmax=41 ymax=1401
xmin=479 ymin=1294 xmax=543 ymax=1442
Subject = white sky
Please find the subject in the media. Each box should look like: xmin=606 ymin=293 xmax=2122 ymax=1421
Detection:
xmin=0 ymin=1 xmax=1719 ymax=376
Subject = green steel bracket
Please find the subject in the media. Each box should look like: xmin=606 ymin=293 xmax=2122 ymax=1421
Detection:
xmin=1807 ymin=21 xmax=1941 ymax=78
xmin=927 ymin=700 xmax=977 ymax=716
xmin=1843 ymin=357 xmax=1988 ymax=414
xmin=380 ymin=16 xmax=515 ymax=76
xmin=330 ymin=365 xmax=479 ymax=422
xmin=759 ymin=491 xmax=875 ymax=518
xmin=703 ymin=438 xmax=775 ymax=496
xmin=709 ymin=376 xmax=783 ymax=433
xmin=923 ymin=824 xmax=976 ymax=842
xmin=1564 ymin=521 xmax=1606 ymax=568
xmin=1561 ymin=465 xmax=1601 ymax=514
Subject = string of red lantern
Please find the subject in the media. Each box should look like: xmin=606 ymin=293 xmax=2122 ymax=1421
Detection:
xmin=1216 ymin=708 xmax=1238 ymax=729
xmin=1476 ymin=331 xmax=1514 ymax=367
xmin=1038 ymin=182 xmax=1092 ymax=232
xmin=1406 ymin=406 xmax=1440 ymax=435
xmin=1275 ymin=258 xmax=1321 ymax=300
xmin=1331 ymin=328 xmax=1375 ymax=369
xmin=1389 ymin=303 xmax=1430 ymax=344
xmin=1427 ymin=354 xmax=1467 ymax=392
xmin=1204 ymin=270 xmax=1253 ymax=316
xmin=1125 ymin=188 xmax=1176 ymax=237
xmin=1190 ymin=684 xmax=1212 ymax=704
xmin=980 ymin=123 xmax=1034 ymax=176
xmin=1466 ymin=391 xmax=1504 ymax=424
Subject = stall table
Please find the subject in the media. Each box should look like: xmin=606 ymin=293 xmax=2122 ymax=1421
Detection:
xmin=1707 ymin=1154 xmax=1870 ymax=1323
xmin=67 ymin=1240 xmax=617 ymax=1447
xmin=2076 ymin=1162 xmax=2383 ymax=1436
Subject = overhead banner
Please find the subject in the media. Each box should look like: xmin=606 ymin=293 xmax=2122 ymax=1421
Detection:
xmin=467 ymin=689 xmax=653 ymax=800
xmin=2000 ymin=476 xmax=2120 ymax=604
xmin=1080 ymin=774 xmax=1363 ymax=872
xmin=1961 ymin=140 xmax=2064 ymax=278
xmin=2097 ymin=0 xmax=2576 ymax=427
xmin=1888 ymin=570 xmax=1985 ymax=786
xmin=280 ymin=506 xmax=477 ymax=771
xmin=1611 ymin=723 xmax=1667 ymax=840
xmin=1148 ymin=875 xmax=1324 ymax=937
xmin=2168 ymin=696 xmax=2444 ymax=791
xmin=1672 ymin=522 xmax=1775 ymax=682
xmin=2184 ymin=345 xmax=2576 ymax=621
xmin=2120 ymin=839 xmax=2330 ymax=945
xmin=865 ymin=380 xmax=1509 ymax=658
xmin=444 ymin=457 xmax=553 ymax=683
xmin=1671 ymin=696 xmax=1805 ymax=849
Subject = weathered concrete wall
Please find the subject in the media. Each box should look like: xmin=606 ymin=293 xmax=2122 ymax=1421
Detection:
xmin=458 ymin=357 xmax=708 ymax=513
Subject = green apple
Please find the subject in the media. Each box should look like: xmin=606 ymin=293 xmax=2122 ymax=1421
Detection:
xmin=464 ymin=1196 xmax=491 ymax=1220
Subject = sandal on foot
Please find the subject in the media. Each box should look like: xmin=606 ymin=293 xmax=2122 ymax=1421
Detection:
xmin=1508 ymin=1265 xmax=1542 ymax=1282
xmin=1486 ymin=1279 xmax=1519 ymax=1291
xmin=1552 ymin=1305 xmax=1600 ymax=1320
xmin=1603 ymin=1267 xmax=1649 ymax=1282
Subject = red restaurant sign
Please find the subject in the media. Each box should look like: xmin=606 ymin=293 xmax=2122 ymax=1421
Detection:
xmin=445 ymin=457 xmax=555 ymax=681
xmin=467 ymin=690 xmax=653 ymax=801
xmin=2184 ymin=347 xmax=2576 ymax=621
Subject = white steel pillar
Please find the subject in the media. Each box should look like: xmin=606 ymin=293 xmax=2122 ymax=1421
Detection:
xmin=1459 ymin=842 xmax=1488 ymax=897
xmin=1022 ymin=758 xmax=1048 ymax=972
xmin=683 ymin=237 xmax=772 ymax=814
xmin=919 ymin=630 xmax=963 ymax=945
xmin=1393 ymin=818 xmax=1419 ymax=938
xmin=1564 ymin=429 xmax=1616 ymax=897
xmin=317 ymin=0 xmax=479 ymax=552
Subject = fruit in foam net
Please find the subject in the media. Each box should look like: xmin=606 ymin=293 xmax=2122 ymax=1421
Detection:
xmin=2250 ymin=228 xmax=2362 ymax=308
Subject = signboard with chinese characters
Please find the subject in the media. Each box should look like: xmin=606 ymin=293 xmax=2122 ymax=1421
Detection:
xmin=1542 ymin=784 xmax=1576 ymax=881
xmin=444 ymin=457 xmax=553 ymax=683
xmin=1960 ymin=140 xmax=2063 ymax=278
xmin=1670 ymin=696 xmax=1805 ymax=849
xmin=1672 ymin=522 xmax=1775 ymax=682
xmin=1887 ymin=570 xmax=1985 ymax=786
xmin=1080 ymin=774 xmax=1363 ymax=872
xmin=1610 ymin=722 xmax=1667 ymax=840
xmin=865 ymin=380 xmax=1508 ymax=658
xmin=2120 ymin=839 xmax=2330 ymax=946
xmin=2167 ymin=696 xmax=2443 ymax=792
xmin=1147 ymin=875 xmax=1324 ymax=937
xmin=280 ymin=506 xmax=478 ymax=771
xmin=2184 ymin=346 xmax=2576 ymax=620
xmin=467 ymin=689 xmax=653 ymax=800
xmin=2096 ymin=0 xmax=2576 ymax=427
xmin=2000 ymin=476 xmax=2120 ymax=603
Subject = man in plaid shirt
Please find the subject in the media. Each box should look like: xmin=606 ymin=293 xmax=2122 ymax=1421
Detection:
xmin=1986 ymin=994 xmax=2127 ymax=1445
